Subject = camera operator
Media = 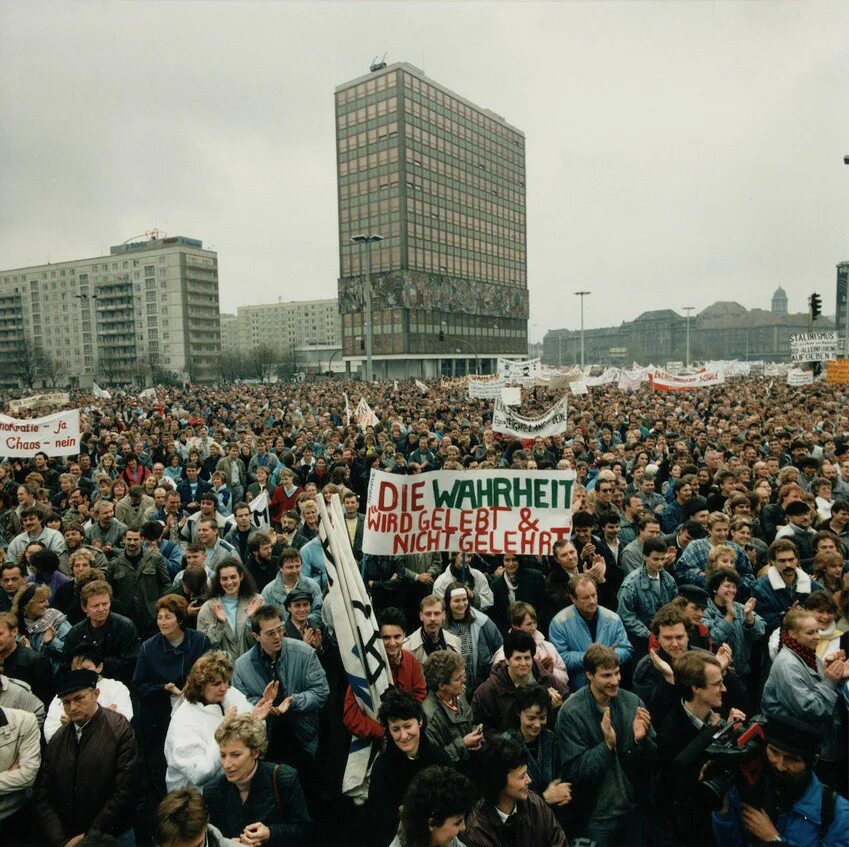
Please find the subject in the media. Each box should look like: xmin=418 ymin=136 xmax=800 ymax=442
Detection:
xmin=656 ymin=651 xmax=747 ymax=847
xmin=712 ymin=715 xmax=849 ymax=847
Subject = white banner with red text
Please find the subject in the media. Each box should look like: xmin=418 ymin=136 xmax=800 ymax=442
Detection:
xmin=362 ymin=468 xmax=576 ymax=557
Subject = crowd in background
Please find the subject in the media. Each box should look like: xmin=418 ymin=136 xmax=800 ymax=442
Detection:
xmin=0 ymin=375 xmax=847 ymax=847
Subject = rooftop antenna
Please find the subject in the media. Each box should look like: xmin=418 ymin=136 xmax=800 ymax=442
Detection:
xmin=369 ymin=53 xmax=388 ymax=73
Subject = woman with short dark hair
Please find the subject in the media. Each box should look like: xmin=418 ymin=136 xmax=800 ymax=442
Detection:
xmin=133 ymin=594 xmax=212 ymax=798
xmin=367 ymin=689 xmax=450 ymax=847
xmin=390 ymin=765 xmax=478 ymax=847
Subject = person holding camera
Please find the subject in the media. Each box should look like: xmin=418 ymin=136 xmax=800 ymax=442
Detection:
xmin=712 ymin=714 xmax=849 ymax=846
xmin=656 ymin=651 xmax=746 ymax=847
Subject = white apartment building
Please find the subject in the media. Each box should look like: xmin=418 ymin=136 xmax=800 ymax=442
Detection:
xmin=0 ymin=235 xmax=220 ymax=388
xmin=219 ymin=312 xmax=239 ymax=355
xmin=236 ymin=298 xmax=341 ymax=356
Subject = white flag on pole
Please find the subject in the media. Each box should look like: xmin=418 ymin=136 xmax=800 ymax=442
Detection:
xmin=248 ymin=490 xmax=270 ymax=531
xmin=92 ymin=383 xmax=111 ymax=399
xmin=415 ymin=379 xmax=428 ymax=394
xmin=316 ymin=494 xmax=391 ymax=802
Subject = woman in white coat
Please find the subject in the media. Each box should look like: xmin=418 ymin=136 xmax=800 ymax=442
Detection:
xmin=164 ymin=650 xmax=274 ymax=791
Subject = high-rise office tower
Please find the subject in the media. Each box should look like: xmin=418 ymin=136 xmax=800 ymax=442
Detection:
xmin=335 ymin=61 xmax=528 ymax=378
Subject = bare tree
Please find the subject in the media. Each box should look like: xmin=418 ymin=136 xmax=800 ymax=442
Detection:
xmin=277 ymin=344 xmax=304 ymax=383
xmin=247 ymin=344 xmax=277 ymax=382
xmin=215 ymin=351 xmax=247 ymax=382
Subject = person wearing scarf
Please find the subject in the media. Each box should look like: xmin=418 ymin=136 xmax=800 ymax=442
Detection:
xmin=762 ymin=606 xmax=847 ymax=792
xmin=11 ymin=582 xmax=71 ymax=672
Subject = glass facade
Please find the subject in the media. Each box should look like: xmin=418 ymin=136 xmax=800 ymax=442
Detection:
xmin=335 ymin=63 xmax=528 ymax=361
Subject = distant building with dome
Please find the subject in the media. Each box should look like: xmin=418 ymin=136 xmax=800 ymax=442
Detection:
xmin=771 ymin=287 xmax=788 ymax=315
xmin=543 ymin=291 xmax=834 ymax=366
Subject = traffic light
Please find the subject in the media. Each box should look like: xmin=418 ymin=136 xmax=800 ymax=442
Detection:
xmin=809 ymin=292 xmax=822 ymax=320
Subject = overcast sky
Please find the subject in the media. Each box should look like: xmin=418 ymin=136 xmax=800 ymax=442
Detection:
xmin=2 ymin=1 xmax=848 ymax=339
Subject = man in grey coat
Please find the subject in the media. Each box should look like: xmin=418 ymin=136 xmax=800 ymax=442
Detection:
xmin=556 ymin=644 xmax=657 ymax=847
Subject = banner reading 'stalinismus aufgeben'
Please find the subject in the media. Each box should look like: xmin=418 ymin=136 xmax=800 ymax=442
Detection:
xmin=363 ymin=469 xmax=575 ymax=556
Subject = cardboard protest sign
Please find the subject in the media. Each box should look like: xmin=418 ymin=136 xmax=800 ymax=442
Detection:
xmin=826 ymin=359 xmax=849 ymax=385
xmin=0 ymin=409 xmax=80 ymax=457
xmin=363 ymin=469 xmax=576 ymax=556
xmin=492 ymin=395 xmax=568 ymax=439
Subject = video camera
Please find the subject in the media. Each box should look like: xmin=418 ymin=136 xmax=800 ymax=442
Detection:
xmin=701 ymin=715 xmax=767 ymax=808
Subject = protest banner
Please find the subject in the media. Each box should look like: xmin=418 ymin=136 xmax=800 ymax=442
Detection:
xmin=786 ymin=369 xmax=814 ymax=386
xmin=0 ymin=409 xmax=80 ymax=457
xmin=790 ymin=332 xmax=839 ymax=363
xmin=344 ymin=392 xmax=352 ymax=426
xmin=248 ymin=490 xmax=271 ymax=530
xmin=363 ymin=468 xmax=576 ymax=557
xmin=498 ymin=356 xmax=541 ymax=383
xmin=492 ymin=395 xmax=569 ymax=439
xmin=617 ymin=370 xmax=642 ymax=392
xmin=826 ymin=359 xmax=849 ymax=385
xmin=500 ymin=386 xmax=521 ymax=406
xmin=468 ymin=377 xmax=505 ymax=399
xmin=317 ymin=494 xmax=391 ymax=801
xmin=569 ymin=380 xmax=588 ymax=396
xmin=585 ymin=368 xmax=620 ymax=387
xmin=7 ymin=392 xmax=70 ymax=414
xmin=92 ymin=383 xmax=111 ymax=399
xmin=763 ymin=363 xmax=784 ymax=377
xmin=649 ymin=368 xmax=725 ymax=391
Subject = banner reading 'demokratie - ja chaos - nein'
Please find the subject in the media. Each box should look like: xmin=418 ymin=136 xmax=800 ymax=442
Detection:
xmin=363 ymin=468 xmax=575 ymax=556
xmin=0 ymin=409 xmax=80 ymax=457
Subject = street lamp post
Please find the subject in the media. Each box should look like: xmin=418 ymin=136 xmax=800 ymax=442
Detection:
xmin=351 ymin=233 xmax=383 ymax=382
xmin=574 ymin=291 xmax=590 ymax=370
xmin=683 ymin=306 xmax=694 ymax=369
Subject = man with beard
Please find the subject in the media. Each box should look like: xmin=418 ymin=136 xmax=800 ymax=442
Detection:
xmin=712 ymin=714 xmax=849 ymax=846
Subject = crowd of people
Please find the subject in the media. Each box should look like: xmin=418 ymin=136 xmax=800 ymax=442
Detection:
xmin=0 ymin=374 xmax=847 ymax=847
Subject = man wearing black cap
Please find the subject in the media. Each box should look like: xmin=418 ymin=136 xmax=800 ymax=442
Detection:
xmin=34 ymin=667 xmax=139 ymax=846
xmin=775 ymin=501 xmax=819 ymax=572
xmin=712 ymin=714 xmax=849 ymax=846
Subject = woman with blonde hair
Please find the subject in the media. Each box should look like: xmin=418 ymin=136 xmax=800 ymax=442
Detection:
xmin=164 ymin=651 xmax=274 ymax=791
xmin=203 ymin=713 xmax=312 ymax=846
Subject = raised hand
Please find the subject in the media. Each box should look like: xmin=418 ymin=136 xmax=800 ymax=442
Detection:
xmin=272 ymin=695 xmax=294 ymax=717
xmin=716 ymin=643 xmax=733 ymax=670
xmin=246 ymin=596 xmax=264 ymax=618
xmin=648 ymin=648 xmax=674 ymax=684
xmin=633 ymin=706 xmax=652 ymax=743
xmin=212 ymin=600 xmax=226 ymax=623
xmin=601 ymin=706 xmax=617 ymax=750
xmin=743 ymin=597 xmax=756 ymax=624
xmin=261 ymin=681 xmax=279 ymax=704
